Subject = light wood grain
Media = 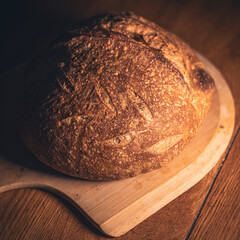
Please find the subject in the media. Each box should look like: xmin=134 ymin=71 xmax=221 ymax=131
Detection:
xmin=0 ymin=1 xmax=239 ymax=239
xmin=0 ymin=53 xmax=235 ymax=237
xmin=188 ymin=129 xmax=240 ymax=240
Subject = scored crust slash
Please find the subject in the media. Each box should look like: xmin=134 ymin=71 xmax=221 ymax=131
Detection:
xmin=18 ymin=12 xmax=215 ymax=180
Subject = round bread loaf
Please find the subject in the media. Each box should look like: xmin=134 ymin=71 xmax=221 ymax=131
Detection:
xmin=19 ymin=12 xmax=215 ymax=180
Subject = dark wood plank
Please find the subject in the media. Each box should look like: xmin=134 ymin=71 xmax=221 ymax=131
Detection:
xmin=188 ymin=129 xmax=240 ymax=240
xmin=0 ymin=161 xmax=225 ymax=240
xmin=0 ymin=189 xmax=104 ymax=240
xmin=0 ymin=0 xmax=239 ymax=239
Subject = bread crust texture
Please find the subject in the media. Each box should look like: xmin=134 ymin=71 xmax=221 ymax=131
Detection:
xmin=19 ymin=12 xmax=215 ymax=180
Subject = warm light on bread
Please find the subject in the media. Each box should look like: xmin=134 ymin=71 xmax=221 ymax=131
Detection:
xmin=19 ymin=12 xmax=215 ymax=180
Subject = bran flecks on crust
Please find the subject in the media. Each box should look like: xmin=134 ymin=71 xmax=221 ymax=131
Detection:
xmin=18 ymin=12 xmax=215 ymax=180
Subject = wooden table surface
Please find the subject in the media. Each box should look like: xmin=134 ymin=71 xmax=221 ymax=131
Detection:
xmin=0 ymin=0 xmax=239 ymax=239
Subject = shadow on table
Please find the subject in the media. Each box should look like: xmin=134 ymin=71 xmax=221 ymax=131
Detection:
xmin=0 ymin=59 xmax=107 ymax=238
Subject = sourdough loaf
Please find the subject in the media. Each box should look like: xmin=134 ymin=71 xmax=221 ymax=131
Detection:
xmin=19 ymin=12 xmax=215 ymax=180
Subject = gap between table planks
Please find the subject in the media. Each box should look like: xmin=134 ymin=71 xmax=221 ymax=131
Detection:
xmin=0 ymin=53 xmax=235 ymax=237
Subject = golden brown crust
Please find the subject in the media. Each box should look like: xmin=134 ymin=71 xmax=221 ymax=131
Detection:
xmin=19 ymin=12 xmax=215 ymax=180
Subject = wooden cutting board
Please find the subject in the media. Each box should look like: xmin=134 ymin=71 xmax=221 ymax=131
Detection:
xmin=0 ymin=53 xmax=235 ymax=237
